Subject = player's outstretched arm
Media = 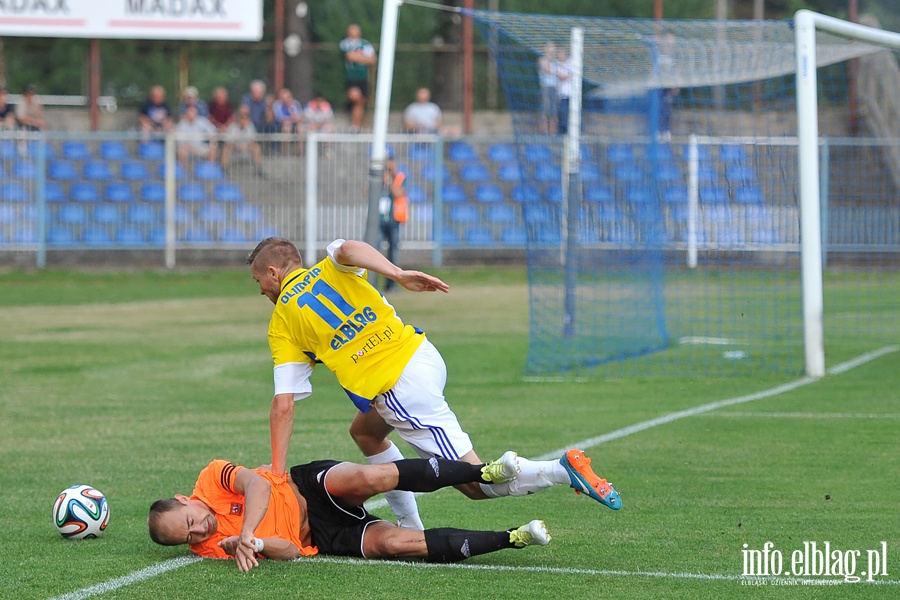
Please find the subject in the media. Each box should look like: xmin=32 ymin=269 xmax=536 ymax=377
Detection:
xmin=230 ymin=468 xmax=273 ymax=572
xmin=335 ymin=240 xmax=449 ymax=293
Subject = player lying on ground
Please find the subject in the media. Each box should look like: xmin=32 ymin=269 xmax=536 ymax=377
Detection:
xmin=150 ymin=452 xmax=567 ymax=571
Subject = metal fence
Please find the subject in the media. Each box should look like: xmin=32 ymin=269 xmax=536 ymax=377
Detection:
xmin=0 ymin=130 xmax=898 ymax=268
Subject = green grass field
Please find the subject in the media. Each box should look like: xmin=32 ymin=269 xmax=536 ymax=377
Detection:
xmin=0 ymin=267 xmax=897 ymax=599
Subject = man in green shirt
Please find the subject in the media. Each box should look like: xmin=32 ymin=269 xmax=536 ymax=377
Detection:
xmin=339 ymin=24 xmax=377 ymax=133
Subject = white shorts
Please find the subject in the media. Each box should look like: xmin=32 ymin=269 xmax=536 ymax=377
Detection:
xmin=373 ymin=338 xmax=473 ymax=460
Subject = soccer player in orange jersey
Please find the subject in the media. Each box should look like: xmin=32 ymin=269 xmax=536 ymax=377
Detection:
xmin=248 ymin=238 xmax=621 ymax=530
xmin=149 ymin=456 xmax=549 ymax=571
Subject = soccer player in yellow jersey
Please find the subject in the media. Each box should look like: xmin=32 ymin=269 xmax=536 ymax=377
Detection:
xmin=248 ymin=238 xmax=621 ymax=529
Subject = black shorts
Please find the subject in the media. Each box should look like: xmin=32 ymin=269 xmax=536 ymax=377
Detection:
xmin=345 ymin=80 xmax=368 ymax=97
xmin=289 ymin=460 xmax=384 ymax=557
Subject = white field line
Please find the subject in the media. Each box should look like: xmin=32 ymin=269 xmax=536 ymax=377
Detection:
xmin=48 ymin=556 xmax=202 ymax=600
xmin=297 ymin=555 xmax=900 ymax=585
xmin=700 ymin=411 xmax=900 ymax=420
xmin=51 ymin=346 xmax=898 ymax=599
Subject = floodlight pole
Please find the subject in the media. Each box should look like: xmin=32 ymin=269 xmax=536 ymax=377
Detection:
xmin=365 ymin=0 xmax=401 ymax=275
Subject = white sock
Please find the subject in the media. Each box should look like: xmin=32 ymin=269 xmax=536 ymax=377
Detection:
xmin=365 ymin=441 xmax=425 ymax=530
xmin=479 ymin=457 xmax=570 ymax=497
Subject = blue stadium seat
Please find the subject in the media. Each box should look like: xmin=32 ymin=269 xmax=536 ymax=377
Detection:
xmin=534 ymin=163 xmax=561 ymax=183
xmin=234 ymin=203 xmax=261 ymax=223
xmin=615 ymin=164 xmax=644 ymax=183
xmin=580 ymin=144 xmax=595 ymax=161
xmin=584 ymin=184 xmax=613 ymax=204
xmin=58 ymin=203 xmax=88 ymax=224
xmin=0 ymin=140 xmax=18 ymax=159
xmin=656 ymin=163 xmax=682 ymax=182
xmin=696 ymin=164 xmax=718 ymax=183
xmin=99 ymin=141 xmax=131 ymax=161
xmin=175 ymin=205 xmax=193 ymax=224
xmin=214 ymin=182 xmax=244 ymax=203
xmin=115 ymin=225 xmax=145 ymax=244
xmin=141 ymin=182 xmax=166 ymax=203
xmin=49 ymin=159 xmax=78 ymax=181
xmin=663 ymin=185 xmax=687 ymax=204
xmin=699 ymin=184 xmax=728 ymax=204
xmin=219 ymin=227 xmax=250 ymax=243
xmin=93 ymin=204 xmax=121 ymax=224
xmin=464 ymin=226 xmax=494 ymax=245
xmin=61 ymin=141 xmax=92 ymax=161
xmin=447 ymin=141 xmax=478 ymax=162
xmin=408 ymin=144 xmax=434 ymax=162
xmin=1 ymin=182 xmax=28 ymax=202
xmin=120 ymin=160 xmax=150 ymax=181
xmin=13 ymin=224 xmax=37 ymax=244
xmin=593 ymin=202 xmax=621 ymax=224
xmin=734 ymin=185 xmax=763 ymax=204
xmin=198 ymin=203 xmax=227 ymax=223
xmin=70 ymin=183 xmax=100 ymax=202
xmin=45 ymin=182 xmax=65 ymax=203
xmin=581 ymin=164 xmax=602 ymax=183
xmin=606 ymin=144 xmax=634 ymax=163
xmin=725 ymin=164 xmax=755 ymax=185
xmin=26 ymin=140 xmax=54 ymax=159
xmin=535 ymin=226 xmax=562 ymax=245
xmin=254 ymin=226 xmax=280 ymax=239
xmin=0 ymin=203 xmax=16 ymax=223
xmin=128 ymin=204 xmax=157 ymax=224
xmin=497 ymin=163 xmax=522 ymax=182
xmin=524 ymin=144 xmax=553 ymax=163
xmin=486 ymin=204 xmax=516 ymax=224
xmin=158 ymin=163 xmax=185 ymax=180
xmin=105 ymin=182 xmax=135 ymax=203
xmin=523 ymin=204 xmax=558 ymax=224
xmin=719 ymin=144 xmax=746 ymax=163
xmin=178 ymin=183 xmax=206 ymax=203
xmin=183 ymin=226 xmax=213 ymax=243
xmin=646 ymin=144 xmax=675 ymax=162
xmin=500 ymin=226 xmax=526 ymax=245
xmin=441 ymin=184 xmax=466 ymax=204
xmin=487 ymin=143 xmax=516 ymax=163
xmin=195 ymin=161 xmax=225 ymax=181
xmin=449 ymin=204 xmax=479 ymax=224
xmin=406 ymin=183 xmax=426 ymax=204
xmin=421 ymin=162 xmax=450 ymax=181
xmin=626 ymin=185 xmax=654 ymax=204
xmin=510 ymin=184 xmax=540 ymax=203
xmin=13 ymin=160 xmax=37 ymax=179
xmin=440 ymin=226 xmax=460 ymax=245
xmin=138 ymin=141 xmax=165 ymax=161
xmin=474 ymin=184 xmax=504 ymax=203
xmin=83 ymin=160 xmax=113 ymax=181
xmin=148 ymin=227 xmax=166 ymax=244
xmin=459 ymin=163 xmax=490 ymax=182
xmin=48 ymin=225 xmax=77 ymax=245
xmin=83 ymin=226 xmax=113 ymax=246
xmin=545 ymin=185 xmax=563 ymax=203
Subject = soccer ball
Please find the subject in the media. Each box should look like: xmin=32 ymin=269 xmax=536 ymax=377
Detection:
xmin=52 ymin=485 xmax=110 ymax=539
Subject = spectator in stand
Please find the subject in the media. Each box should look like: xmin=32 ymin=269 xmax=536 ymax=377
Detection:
xmin=175 ymin=105 xmax=218 ymax=165
xmin=304 ymin=92 xmax=335 ymax=134
xmin=241 ymin=80 xmax=277 ymax=135
xmin=139 ymin=85 xmax=173 ymax=138
xmin=15 ymin=84 xmax=45 ymax=131
xmin=339 ymin=24 xmax=377 ymax=133
xmin=221 ymin=104 xmax=265 ymax=177
xmin=538 ymin=42 xmax=559 ymax=134
xmin=208 ymin=86 xmax=235 ymax=132
xmin=177 ymin=85 xmax=209 ymax=119
xmin=272 ymin=87 xmax=304 ymax=135
xmin=555 ymin=48 xmax=573 ymax=136
xmin=403 ymin=87 xmax=442 ymax=134
xmin=0 ymin=88 xmax=16 ymax=129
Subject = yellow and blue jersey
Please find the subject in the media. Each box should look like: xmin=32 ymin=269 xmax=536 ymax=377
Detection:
xmin=268 ymin=240 xmax=424 ymax=411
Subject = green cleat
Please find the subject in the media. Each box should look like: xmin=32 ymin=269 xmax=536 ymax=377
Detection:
xmin=509 ymin=520 xmax=551 ymax=548
xmin=481 ymin=451 xmax=520 ymax=484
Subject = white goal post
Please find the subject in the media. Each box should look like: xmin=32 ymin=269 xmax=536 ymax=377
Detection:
xmin=794 ymin=10 xmax=900 ymax=377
